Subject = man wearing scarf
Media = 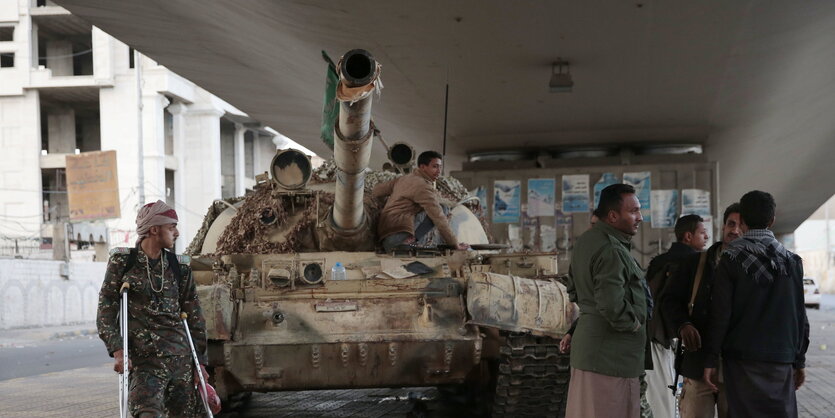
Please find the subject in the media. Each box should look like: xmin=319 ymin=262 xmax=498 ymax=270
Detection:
xmin=702 ymin=191 xmax=810 ymax=417
xmin=97 ymin=200 xmax=208 ymax=417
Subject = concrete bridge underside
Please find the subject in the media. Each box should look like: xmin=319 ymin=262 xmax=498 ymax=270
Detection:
xmin=54 ymin=0 xmax=835 ymax=233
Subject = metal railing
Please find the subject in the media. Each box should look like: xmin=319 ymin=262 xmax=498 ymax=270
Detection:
xmin=0 ymin=237 xmax=44 ymax=258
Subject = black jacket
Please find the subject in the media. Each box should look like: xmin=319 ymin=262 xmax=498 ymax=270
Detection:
xmin=661 ymin=241 xmax=722 ymax=379
xmin=645 ymin=242 xmax=697 ymax=348
xmin=703 ymin=241 xmax=810 ymax=369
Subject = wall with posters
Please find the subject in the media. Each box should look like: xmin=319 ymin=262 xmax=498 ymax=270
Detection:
xmin=453 ymin=157 xmax=718 ymax=272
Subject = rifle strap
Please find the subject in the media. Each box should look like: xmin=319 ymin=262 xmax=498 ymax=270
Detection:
xmin=688 ymin=251 xmax=709 ymax=316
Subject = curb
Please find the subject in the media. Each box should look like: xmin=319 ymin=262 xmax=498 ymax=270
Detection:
xmin=50 ymin=329 xmax=98 ymax=340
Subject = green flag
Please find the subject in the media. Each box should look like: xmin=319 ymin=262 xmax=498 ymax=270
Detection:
xmin=320 ymin=51 xmax=338 ymax=151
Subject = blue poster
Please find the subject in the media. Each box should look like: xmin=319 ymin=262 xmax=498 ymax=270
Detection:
xmin=527 ymin=178 xmax=556 ymax=217
xmin=593 ymin=173 xmax=619 ymax=210
xmin=473 ymin=186 xmax=488 ymax=212
xmin=651 ymin=190 xmax=678 ymax=228
xmin=562 ymin=174 xmax=590 ymax=213
xmin=623 ymin=171 xmax=651 ymax=223
xmin=493 ymin=180 xmax=521 ymax=223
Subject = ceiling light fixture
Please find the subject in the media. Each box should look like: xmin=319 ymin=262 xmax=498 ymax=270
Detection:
xmin=550 ymin=59 xmax=573 ymax=93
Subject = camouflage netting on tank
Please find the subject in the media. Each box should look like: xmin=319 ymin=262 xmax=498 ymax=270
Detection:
xmin=207 ymin=185 xmax=384 ymax=256
xmin=185 ymin=197 xmax=247 ymax=256
xmin=212 ymin=186 xmax=319 ymax=255
xmin=310 ymin=159 xmax=337 ymax=184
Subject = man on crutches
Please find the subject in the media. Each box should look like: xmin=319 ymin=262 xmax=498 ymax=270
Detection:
xmin=97 ymin=200 xmax=210 ymax=417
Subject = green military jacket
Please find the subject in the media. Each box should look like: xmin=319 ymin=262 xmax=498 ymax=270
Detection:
xmin=96 ymin=247 xmax=207 ymax=363
xmin=566 ymin=222 xmax=648 ymax=378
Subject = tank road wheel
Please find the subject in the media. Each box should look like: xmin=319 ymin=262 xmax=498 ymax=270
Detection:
xmin=490 ymin=332 xmax=571 ymax=417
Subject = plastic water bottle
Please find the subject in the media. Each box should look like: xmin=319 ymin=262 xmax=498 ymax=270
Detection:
xmin=331 ymin=262 xmax=346 ymax=281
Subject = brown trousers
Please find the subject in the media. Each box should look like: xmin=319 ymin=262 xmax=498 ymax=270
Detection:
xmin=566 ymin=368 xmax=640 ymax=418
xmin=679 ymin=376 xmax=728 ymax=418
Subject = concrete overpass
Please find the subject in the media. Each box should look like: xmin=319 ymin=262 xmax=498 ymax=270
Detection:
xmin=53 ymin=0 xmax=835 ymax=233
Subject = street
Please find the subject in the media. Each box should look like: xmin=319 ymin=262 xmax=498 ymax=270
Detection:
xmin=0 ymin=297 xmax=833 ymax=417
xmin=0 ymin=336 xmax=108 ymax=381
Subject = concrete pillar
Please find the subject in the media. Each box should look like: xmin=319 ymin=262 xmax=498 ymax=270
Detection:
xmin=181 ymin=107 xmax=223 ymax=248
xmin=0 ymin=91 xmax=44 ymax=238
xmin=91 ymin=27 xmax=112 ymax=81
xmin=30 ymin=18 xmax=38 ymax=68
xmin=52 ymin=222 xmax=69 ymax=261
xmin=167 ymin=102 xmax=188 ymax=253
xmin=252 ymin=133 xmax=272 ymax=177
xmin=234 ymin=123 xmax=246 ymax=196
xmin=141 ymin=94 xmax=170 ymax=204
xmin=47 ymin=107 xmax=76 ymax=153
xmin=46 ymin=40 xmax=73 ymax=76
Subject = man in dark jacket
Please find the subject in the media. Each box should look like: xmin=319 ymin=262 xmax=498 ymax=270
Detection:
xmin=703 ymin=191 xmax=810 ymax=417
xmin=662 ymin=204 xmax=742 ymax=418
xmin=644 ymin=214 xmax=708 ymax=418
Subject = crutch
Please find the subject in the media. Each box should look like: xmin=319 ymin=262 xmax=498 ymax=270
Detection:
xmin=181 ymin=312 xmax=213 ymax=418
xmin=119 ymin=282 xmax=130 ymax=418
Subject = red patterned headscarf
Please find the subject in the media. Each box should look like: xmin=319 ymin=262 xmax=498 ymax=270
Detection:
xmin=135 ymin=200 xmax=178 ymax=244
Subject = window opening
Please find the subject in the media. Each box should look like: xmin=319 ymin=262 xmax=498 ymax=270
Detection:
xmin=0 ymin=52 xmax=14 ymax=68
xmin=0 ymin=26 xmax=13 ymax=42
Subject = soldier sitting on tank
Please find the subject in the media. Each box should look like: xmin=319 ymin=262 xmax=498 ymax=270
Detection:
xmin=373 ymin=150 xmax=469 ymax=252
xmin=96 ymin=200 xmax=209 ymax=417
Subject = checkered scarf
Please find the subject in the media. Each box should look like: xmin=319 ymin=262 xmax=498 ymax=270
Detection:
xmin=723 ymin=229 xmax=790 ymax=284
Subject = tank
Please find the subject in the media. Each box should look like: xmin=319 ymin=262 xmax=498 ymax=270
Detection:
xmin=186 ymin=49 xmax=576 ymax=417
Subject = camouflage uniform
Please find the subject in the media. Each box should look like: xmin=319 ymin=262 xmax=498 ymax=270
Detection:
xmin=97 ymin=247 xmax=207 ymax=418
xmin=640 ymin=372 xmax=654 ymax=418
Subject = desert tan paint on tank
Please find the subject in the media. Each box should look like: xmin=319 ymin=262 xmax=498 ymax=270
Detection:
xmin=185 ymin=48 xmax=574 ymax=415
xmin=195 ymin=249 xmax=566 ymax=391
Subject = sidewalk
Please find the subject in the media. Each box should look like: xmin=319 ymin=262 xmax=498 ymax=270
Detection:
xmin=0 ymin=322 xmax=98 ymax=348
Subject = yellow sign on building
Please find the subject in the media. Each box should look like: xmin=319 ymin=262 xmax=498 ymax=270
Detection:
xmin=66 ymin=150 xmax=121 ymax=221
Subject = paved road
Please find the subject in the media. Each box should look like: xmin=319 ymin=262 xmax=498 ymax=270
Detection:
xmin=0 ymin=335 xmax=109 ymax=381
xmin=0 ymin=297 xmax=833 ymax=417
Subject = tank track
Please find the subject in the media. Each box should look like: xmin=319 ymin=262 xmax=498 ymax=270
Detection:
xmin=492 ymin=333 xmax=571 ymax=417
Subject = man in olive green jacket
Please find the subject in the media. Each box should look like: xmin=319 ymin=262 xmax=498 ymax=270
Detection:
xmin=566 ymin=183 xmax=649 ymax=418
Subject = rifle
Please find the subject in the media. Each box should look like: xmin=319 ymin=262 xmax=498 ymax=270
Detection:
xmin=668 ymin=338 xmax=684 ymax=396
xmin=668 ymin=251 xmax=709 ymax=396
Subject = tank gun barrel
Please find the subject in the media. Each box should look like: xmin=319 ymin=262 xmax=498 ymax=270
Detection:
xmin=332 ymin=49 xmax=380 ymax=231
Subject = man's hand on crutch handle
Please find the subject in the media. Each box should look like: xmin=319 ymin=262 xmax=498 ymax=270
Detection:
xmin=112 ymin=349 xmax=133 ymax=374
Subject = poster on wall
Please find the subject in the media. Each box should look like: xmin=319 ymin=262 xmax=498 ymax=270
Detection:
xmin=562 ymin=174 xmax=591 ymax=213
xmin=682 ymin=189 xmax=711 ymax=217
xmin=528 ymin=178 xmax=556 ymax=217
xmin=701 ymin=216 xmax=715 ymax=244
xmin=493 ymin=180 xmax=521 ymax=223
xmin=541 ymin=225 xmax=557 ymax=252
xmin=470 ymin=186 xmax=489 ymax=214
xmin=593 ymin=172 xmax=619 ymax=210
xmin=624 ymin=171 xmax=652 ymax=222
xmin=66 ymin=150 xmax=121 ymax=221
xmin=650 ymin=190 xmax=679 ymax=228
xmin=522 ymin=204 xmax=539 ymax=250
